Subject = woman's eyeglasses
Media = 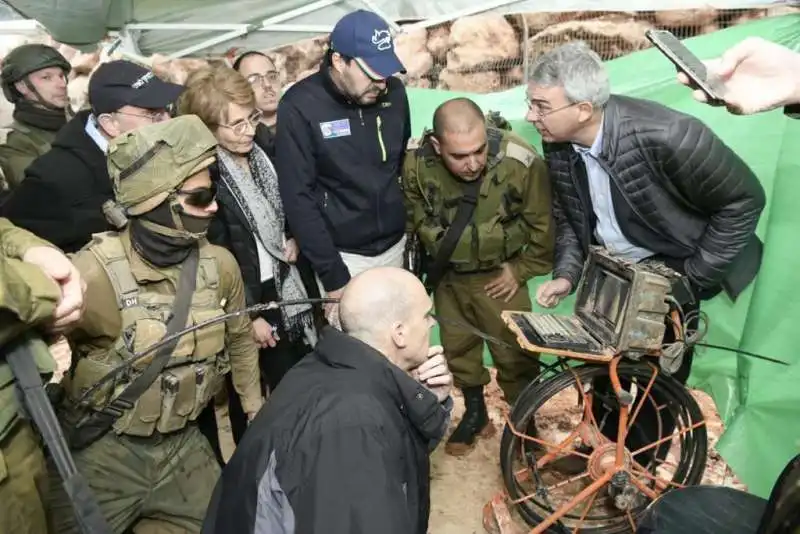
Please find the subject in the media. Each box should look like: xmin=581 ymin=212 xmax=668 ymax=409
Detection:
xmin=218 ymin=109 xmax=263 ymax=137
xmin=176 ymin=182 xmax=217 ymax=208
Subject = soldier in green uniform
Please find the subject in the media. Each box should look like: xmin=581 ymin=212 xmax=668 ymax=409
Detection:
xmin=47 ymin=115 xmax=263 ymax=534
xmin=402 ymin=97 xmax=554 ymax=456
xmin=0 ymin=44 xmax=72 ymax=190
xmin=0 ymin=217 xmax=86 ymax=534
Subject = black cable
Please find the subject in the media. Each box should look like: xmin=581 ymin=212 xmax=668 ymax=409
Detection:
xmin=694 ymin=342 xmax=790 ymax=366
xmin=663 ymin=298 xmax=788 ymax=366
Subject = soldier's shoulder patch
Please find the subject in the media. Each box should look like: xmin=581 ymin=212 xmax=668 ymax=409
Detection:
xmin=505 ymin=142 xmax=537 ymax=167
xmin=406 ymin=137 xmax=421 ymax=151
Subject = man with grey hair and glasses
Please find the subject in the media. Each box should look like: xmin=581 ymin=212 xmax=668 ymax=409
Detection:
xmin=525 ymin=41 xmax=765 ymax=467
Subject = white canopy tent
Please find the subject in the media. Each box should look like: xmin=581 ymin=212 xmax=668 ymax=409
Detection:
xmin=0 ymin=0 xmax=785 ymax=58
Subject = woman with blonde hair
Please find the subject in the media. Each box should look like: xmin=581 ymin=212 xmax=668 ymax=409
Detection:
xmin=179 ymin=64 xmax=315 ymax=462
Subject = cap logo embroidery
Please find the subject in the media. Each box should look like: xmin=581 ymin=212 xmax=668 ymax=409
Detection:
xmin=371 ymin=29 xmax=392 ymax=51
xmin=131 ymin=71 xmax=154 ymax=89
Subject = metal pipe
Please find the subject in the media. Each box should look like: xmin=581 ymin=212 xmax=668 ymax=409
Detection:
xmin=357 ymin=0 xmax=403 ymax=32
xmin=403 ymin=0 xmax=527 ymax=31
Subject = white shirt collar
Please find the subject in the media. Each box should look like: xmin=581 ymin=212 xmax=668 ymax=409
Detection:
xmin=84 ymin=113 xmax=109 ymax=153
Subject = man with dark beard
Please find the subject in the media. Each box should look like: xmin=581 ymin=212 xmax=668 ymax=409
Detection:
xmin=47 ymin=115 xmax=262 ymax=534
xmin=275 ymin=9 xmax=411 ymax=327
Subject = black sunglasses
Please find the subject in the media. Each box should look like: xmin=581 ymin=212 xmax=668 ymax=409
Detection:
xmin=176 ymin=182 xmax=217 ymax=208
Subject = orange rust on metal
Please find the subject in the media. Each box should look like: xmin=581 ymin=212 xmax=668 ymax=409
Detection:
xmin=504 ymin=414 xmax=592 ymax=460
xmin=631 ymin=419 xmax=707 ymax=458
xmin=530 ymin=470 xmax=615 ymax=533
xmin=627 ymin=364 xmax=660 ymax=431
xmin=587 ymin=442 xmax=632 ymax=480
xmin=608 ymin=356 xmax=631 ymax=466
xmin=482 ymin=493 xmax=527 ymax=534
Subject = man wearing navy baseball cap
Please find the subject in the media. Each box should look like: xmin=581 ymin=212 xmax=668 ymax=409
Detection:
xmin=276 ymin=9 xmax=412 ymax=327
xmin=1 ymin=59 xmax=184 ymax=254
xmin=327 ymin=9 xmax=406 ymax=102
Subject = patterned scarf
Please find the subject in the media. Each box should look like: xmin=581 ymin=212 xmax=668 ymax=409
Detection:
xmin=216 ymin=145 xmax=316 ymax=345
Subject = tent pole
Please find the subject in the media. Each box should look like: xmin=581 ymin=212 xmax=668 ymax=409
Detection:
xmin=357 ymin=0 xmax=403 ymax=33
xmin=259 ymin=0 xmax=342 ymax=25
xmin=169 ymin=28 xmax=252 ymax=58
xmin=404 ymin=0 xmax=527 ymax=31
xmin=167 ymin=0 xmax=343 ymax=58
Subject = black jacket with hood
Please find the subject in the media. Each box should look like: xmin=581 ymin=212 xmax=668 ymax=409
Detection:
xmin=201 ymin=326 xmax=452 ymax=534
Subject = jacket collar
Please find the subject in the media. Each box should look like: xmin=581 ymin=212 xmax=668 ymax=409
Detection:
xmin=314 ymin=326 xmax=447 ymax=442
xmin=598 ymin=95 xmax=622 ymax=164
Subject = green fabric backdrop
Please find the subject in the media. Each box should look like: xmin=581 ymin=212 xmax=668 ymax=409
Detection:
xmin=407 ymin=13 xmax=800 ymax=497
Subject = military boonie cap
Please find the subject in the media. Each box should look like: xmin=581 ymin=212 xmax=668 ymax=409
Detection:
xmin=107 ymin=114 xmax=218 ymax=216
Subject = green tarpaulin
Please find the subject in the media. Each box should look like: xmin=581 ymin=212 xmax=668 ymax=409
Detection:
xmin=409 ymin=13 xmax=800 ymax=497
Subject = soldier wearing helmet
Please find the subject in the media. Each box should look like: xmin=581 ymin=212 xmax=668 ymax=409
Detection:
xmin=0 ymin=43 xmax=71 ymax=189
xmin=2 ymin=59 xmax=183 ymax=254
xmin=46 ymin=114 xmax=262 ymax=534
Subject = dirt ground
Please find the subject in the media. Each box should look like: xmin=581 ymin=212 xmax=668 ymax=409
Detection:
xmin=217 ymin=369 xmax=741 ymax=534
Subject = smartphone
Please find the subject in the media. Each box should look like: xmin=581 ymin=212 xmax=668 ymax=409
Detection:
xmin=645 ymin=29 xmax=726 ymax=102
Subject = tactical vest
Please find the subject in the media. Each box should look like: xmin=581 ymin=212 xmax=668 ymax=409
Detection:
xmin=411 ymin=128 xmax=536 ymax=273
xmin=67 ymin=233 xmax=230 ymax=437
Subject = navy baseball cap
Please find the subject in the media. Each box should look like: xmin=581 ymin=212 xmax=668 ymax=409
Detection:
xmin=329 ymin=10 xmax=406 ymax=80
xmin=89 ymin=60 xmax=185 ymax=115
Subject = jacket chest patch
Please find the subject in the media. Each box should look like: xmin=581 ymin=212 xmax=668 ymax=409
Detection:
xmin=319 ymin=119 xmax=351 ymax=139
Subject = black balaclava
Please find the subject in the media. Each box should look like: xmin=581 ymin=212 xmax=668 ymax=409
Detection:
xmin=129 ymin=194 xmax=213 ymax=268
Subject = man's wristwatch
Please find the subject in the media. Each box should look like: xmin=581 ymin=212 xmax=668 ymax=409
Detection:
xmin=784 ymin=103 xmax=800 ymax=119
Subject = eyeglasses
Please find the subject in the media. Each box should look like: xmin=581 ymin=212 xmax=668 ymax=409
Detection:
xmin=525 ymin=99 xmax=577 ymax=119
xmin=218 ymin=109 xmax=263 ymax=136
xmin=113 ymin=109 xmax=169 ymax=122
xmin=245 ymin=71 xmax=281 ymax=87
xmin=176 ymin=182 xmax=217 ymax=208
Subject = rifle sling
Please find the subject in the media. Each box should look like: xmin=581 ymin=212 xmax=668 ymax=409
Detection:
xmin=6 ymin=331 xmax=112 ymax=533
xmin=424 ymin=178 xmax=481 ymax=293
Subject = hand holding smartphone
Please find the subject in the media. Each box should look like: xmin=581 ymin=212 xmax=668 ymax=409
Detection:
xmin=645 ymin=29 xmax=727 ymax=104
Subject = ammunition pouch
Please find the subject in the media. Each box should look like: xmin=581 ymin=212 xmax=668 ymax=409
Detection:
xmin=66 ymin=245 xmax=204 ymax=450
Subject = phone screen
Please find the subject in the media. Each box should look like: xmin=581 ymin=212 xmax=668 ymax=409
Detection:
xmin=645 ymin=29 xmax=725 ymax=102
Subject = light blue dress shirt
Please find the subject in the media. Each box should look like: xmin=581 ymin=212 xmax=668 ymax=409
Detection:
xmin=572 ymin=116 xmax=654 ymax=263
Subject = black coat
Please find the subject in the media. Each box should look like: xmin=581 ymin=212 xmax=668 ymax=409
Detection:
xmin=542 ymin=95 xmax=765 ymax=300
xmin=206 ymin=160 xmax=266 ymax=309
xmin=202 ymin=327 xmax=451 ymax=534
xmin=0 ymin=110 xmax=114 ymax=253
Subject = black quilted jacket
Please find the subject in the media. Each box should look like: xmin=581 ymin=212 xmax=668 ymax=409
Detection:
xmin=543 ymin=95 xmax=765 ymax=300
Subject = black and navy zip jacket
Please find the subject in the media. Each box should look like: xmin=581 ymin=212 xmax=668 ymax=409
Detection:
xmin=275 ymin=60 xmax=411 ymax=292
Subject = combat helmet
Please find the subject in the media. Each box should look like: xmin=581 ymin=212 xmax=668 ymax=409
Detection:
xmin=107 ymin=114 xmax=217 ymax=225
xmin=1 ymin=43 xmax=71 ymax=104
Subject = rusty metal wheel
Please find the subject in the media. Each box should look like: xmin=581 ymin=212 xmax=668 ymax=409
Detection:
xmin=499 ymin=361 xmax=708 ymax=534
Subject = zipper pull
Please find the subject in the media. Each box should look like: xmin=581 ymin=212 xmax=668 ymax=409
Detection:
xmin=376 ymin=115 xmax=387 ymax=163
xmin=358 ymin=108 xmax=364 ymax=126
